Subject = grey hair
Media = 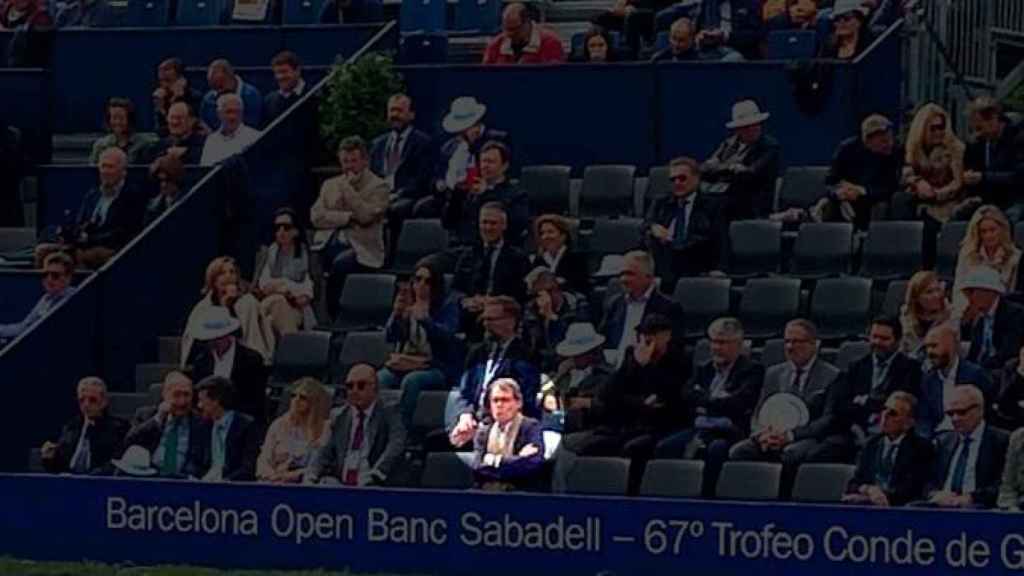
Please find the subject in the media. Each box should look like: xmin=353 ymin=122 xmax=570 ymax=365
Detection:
xmin=489 ymin=378 xmax=523 ymax=402
xmin=77 ymin=377 xmax=108 ymax=396
xmin=708 ymin=317 xmax=744 ymax=340
xmin=624 ymin=250 xmax=654 ymax=276
xmin=216 ymin=93 xmax=244 ymax=112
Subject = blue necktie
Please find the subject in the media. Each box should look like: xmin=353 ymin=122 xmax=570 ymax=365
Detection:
xmin=878 ymin=441 xmax=896 ymax=489
xmin=673 ymin=202 xmax=689 ymax=246
xmin=950 ymin=435 xmax=973 ymax=494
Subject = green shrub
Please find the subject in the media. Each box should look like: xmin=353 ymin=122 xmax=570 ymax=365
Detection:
xmin=319 ymin=53 xmax=405 ymax=154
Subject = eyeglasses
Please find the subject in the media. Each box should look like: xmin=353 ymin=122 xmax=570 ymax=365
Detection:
xmin=670 ymin=174 xmax=689 ymax=183
xmin=274 ymin=222 xmax=294 ymax=231
xmin=944 ymin=404 xmax=979 ymax=418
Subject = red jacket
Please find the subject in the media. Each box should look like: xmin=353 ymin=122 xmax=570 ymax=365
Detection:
xmin=482 ymin=24 xmax=565 ymax=65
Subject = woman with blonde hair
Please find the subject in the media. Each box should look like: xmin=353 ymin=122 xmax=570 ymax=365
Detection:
xmin=952 ymin=204 xmax=1022 ymax=313
xmin=180 ymin=256 xmax=275 ymax=366
xmin=902 ymin=103 xmax=975 ymax=224
xmin=257 ymin=378 xmax=332 ymax=483
xmin=899 ymin=270 xmax=952 ymax=359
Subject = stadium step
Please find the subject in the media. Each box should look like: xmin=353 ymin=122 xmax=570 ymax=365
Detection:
xmin=51 ymin=133 xmax=104 ymax=165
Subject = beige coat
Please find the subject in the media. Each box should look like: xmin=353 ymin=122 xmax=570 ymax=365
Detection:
xmin=310 ymin=170 xmax=389 ymax=269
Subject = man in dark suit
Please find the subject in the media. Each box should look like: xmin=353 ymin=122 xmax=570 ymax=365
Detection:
xmin=450 ymin=297 xmax=540 ymax=450
xmin=305 ymin=364 xmax=407 ymax=486
xmin=919 ymin=385 xmax=1009 ymax=509
xmin=40 ymin=377 xmax=129 ymax=475
xmin=963 ymin=96 xmax=1024 ymax=213
xmin=122 ymin=371 xmax=204 ymax=479
xmin=826 ymin=316 xmax=922 ymax=449
xmin=918 ymin=322 xmax=993 ymax=438
xmin=701 ymin=99 xmax=782 ymax=220
xmin=443 ymin=140 xmax=530 ymax=247
xmin=472 ymin=378 xmax=546 ymax=491
xmin=34 ymin=147 xmax=144 ymax=270
xmin=599 ymin=250 xmax=685 ymax=368
xmin=370 ymin=93 xmax=433 ymax=246
xmin=729 ymin=319 xmax=840 ymax=496
xmin=645 ymin=156 xmax=726 ymax=284
xmin=959 ymin=266 xmax=1024 ymax=371
xmin=190 ymin=309 xmax=270 ymax=426
xmin=142 ymin=101 xmax=207 ymax=165
xmin=193 ymin=376 xmax=261 ymax=482
xmin=844 ymin=391 xmax=934 ymax=507
xmin=655 ymin=317 xmax=763 ymax=496
xmin=454 ymin=202 xmax=531 ymax=336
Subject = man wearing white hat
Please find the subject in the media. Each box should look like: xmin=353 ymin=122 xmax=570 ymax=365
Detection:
xmin=550 ymin=322 xmax=615 ymax=434
xmin=190 ymin=307 xmax=269 ymax=425
xmin=424 ymin=96 xmax=509 ymax=221
xmin=701 ymin=98 xmax=781 ymax=220
xmin=959 ymin=265 xmax=1024 ymax=370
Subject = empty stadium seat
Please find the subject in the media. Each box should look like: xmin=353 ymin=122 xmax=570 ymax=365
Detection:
xmin=565 ymin=457 xmax=630 ymax=496
xmin=673 ymin=277 xmax=731 ymax=339
xmin=520 ymin=165 xmax=571 ymax=215
xmin=791 ymin=464 xmax=856 ymax=503
xmin=334 ymin=274 xmax=395 ymax=332
xmin=759 ymin=338 xmax=785 ymax=367
xmin=579 ymin=165 xmax=636 ymax=218
xmin=400 ymin=0 xmax=445 ymax=33
xmin=0 ymin=228 xmax=35 ymax=253
xmin=129 ymin=0 xmax=172 ymax=26
xmin=738 ymin=278 xmax=800 ymax=339
xmin=836 ymin=340 xmax=870 ymax=371
xmin=727 ymin=220 xmax=782 ymax=278
xmin=337 ymin=331 xmax=391 ymax=373
xmin=392 ymin=219 xmax=448 ymax=273
xmin=810 ymin=277 xmax=872 ymax=341
xmin=584 ymin=218 xmax=644 ymax=272
xmin=880 ymin=279 xmax=908 ymax=318
xmin=777 ymin=166 xmax=829 ymax=212
xmin=789 ymin=222 xmax=853 ymax=279
xmin=692 ymin=338 xmax=711 ymax=367
xmin=176 ymin=0 xmax=228 ymax=25
xmin=411 ymin=389 xmax=449 ymax=435
xmin=453 ymin=0 xmax=500 ymax=33
xmin=645 ymin=166 xmax=672 ymax=207
xmin=639 ymin=460 xmax=703 ymax=498
xmin=283 ymin=0 xmax=324 ymax=23
xmin=935 ymin=221 xmax=968 ymax=280
xmin=134 ymin=363 xmax=180 ymax=393
xmin=270 ymin=330 xmax=332 ymax=386
xmin=716 ymin=462 xmax=782 ymax=500
xmin=421 ymin=452 xmax=474 ymax=489
xmin=858 ymin=221 xmax=924 ymax=281
xmin=399 ymin=32 xmax=449 ymax=64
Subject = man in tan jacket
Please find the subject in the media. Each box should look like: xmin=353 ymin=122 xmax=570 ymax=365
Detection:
xmin=311 ymin=136 xmax=390 ymax=319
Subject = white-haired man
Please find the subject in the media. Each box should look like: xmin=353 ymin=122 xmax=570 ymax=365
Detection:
xmin=200 ymin=93 xmax=261 ymax=166
xmin=41 ymin=377 xmax=129 ymax=475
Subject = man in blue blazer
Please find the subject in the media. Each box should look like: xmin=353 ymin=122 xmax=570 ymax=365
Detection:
xmin=472 ymin=378 xmax=546 ymax=491
xmin=918 ymin=322 xmax=993 ymax=438
xmin=193 ymin=376 xmax=261 ymax=483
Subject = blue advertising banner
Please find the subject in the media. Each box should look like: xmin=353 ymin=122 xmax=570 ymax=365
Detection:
xmin=2 ymin=474 xmax=1023 ymax=575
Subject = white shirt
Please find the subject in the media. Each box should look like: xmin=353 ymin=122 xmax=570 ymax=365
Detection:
xmin=200 ymin=124 xmax=261 ymax=166
xmin=787 ymin=357 xmax=816 ymax=395
xmin=344 ymin=401 xmax=377 ymax=486
xmin=541 ymin=246 xmax=566 ymax=274
xmin=91 ymin=181 xmax=124 ymax=225
xmin=943 ymin=421 xmax=986 ymax=494
xmin=709 ymin=361 xmax=735 ymax=399
xmin=614 ymin=284 xmax=655 ymax=368
xmin=279 ymin=78 xmax=306 ymax=98
xmin=666 ymin=196 xmax=695 ymax=239
xmin=213 ymin=342 xmax=237 ymax=379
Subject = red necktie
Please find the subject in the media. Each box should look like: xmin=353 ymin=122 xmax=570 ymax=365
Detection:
xmin=344 ymin=410 xmax=366 ymax=486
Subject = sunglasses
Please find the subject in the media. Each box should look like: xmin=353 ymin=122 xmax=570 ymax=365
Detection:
xmin=944 ymin=404 xmax=978 ymax=418
xmin=274 ymin=222 xmax=294 ymax=231
xmin=670 ymin=174 xmax=689 ymax=183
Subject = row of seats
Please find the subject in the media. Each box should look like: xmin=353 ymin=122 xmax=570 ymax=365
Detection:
xmin=423 ymin=453 xmax=856 ymax=503
xmin=75 ymin=0 xmax=386 ymax=27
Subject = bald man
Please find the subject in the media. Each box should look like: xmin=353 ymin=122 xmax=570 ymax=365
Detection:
xmin=917 ymin=323 xmax=992 ymax=438
xmin=482 ymin=2 xmax=565 ymax=65
xmin=305 ymin=364 xmax=407 ymax=486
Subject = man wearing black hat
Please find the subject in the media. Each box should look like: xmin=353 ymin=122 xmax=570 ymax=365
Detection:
xmin=563 ymin=314 xmax=691 ymax=493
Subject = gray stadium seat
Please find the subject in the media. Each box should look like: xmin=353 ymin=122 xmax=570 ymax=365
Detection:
xmin=334 ymin=273 xmax=396 ymax=332
xmin=0 ymin=227 xmax=35 ymax=253
xmin=777 ymin=166 xmax=829 ymax=212
xmin=584 ymin=218 xmax=645 ymax=272
xmin=716 ymin=462 xmax=782 ymax=500
xmin=789 ymin=222 xmax=854 ymax=279
xmin=727 ymin=220 xmax=782 ymax=278
xmin=810 ymin=277 xmax=872 ymax=341
xmin=108 ymin=392 xmax=151 ymax=421
xmin=673 ymin=277 xmax=732 ymax=340
xmin=392 ymin=219 xmax=448 ymax=273
xmin=134 ymin=363 xmax=180 ymax=393
xmin=421 ymin=452 xmax=474 ymax=489
xmin=935 ymin=221 xmax=968 ymax=280
xmin=645 ymin=166 xmax=672 ymax=207
xmin=760 ymin=338 xmax=785 ymax=367
xmin=738 ymin=278 xmax=801 ymax=339
xmin=566 ymin=456 xmax=631 ymax=495
xmin=579 ymin=165 xmax=636 ymax=218
xmin=270 ymin=330 xmax=332 ymax=385
xmin=858 ymin=221 xmax=924 ymax=281
xmin=792 ymin=463 xmax=857 ymax=503
xmin=836 ymin=340 xmax=871 ymax=371
xmin=639 ymin=460 xmax=704 ymax=498
xmin=881 ymin=280 xmax=908 ymax=318
xmin=411 ymin=390 xmax=450 ymax=435
xmin=337 ymin=331 xmax=391 ymax=373
xmin=520 ymin=165 xmax=572 ymax=215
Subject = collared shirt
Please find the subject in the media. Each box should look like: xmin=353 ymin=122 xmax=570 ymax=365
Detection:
xmin=540 ymin=246 xmax=567 ymax=275
xmin=152 ymin=414 xmax=191 ymax=473
xmin=709 ymin=360 xmax=736 ymax=399
xmin=934 ymin=356 xmax=960 ymax=432
xmin=210 ymin=410 xmax=235 ymax=474
xmin=943 ymin=421 xmax=986 ymax=494
xmin=200 ymin=124 xmax=261 ymax=166
xmin=213 ymin=342 xmax=237 ymax=379
xmin=788 ymin=357 xmax=816 ymax=395
xmin=615 ymin=284 xmax=655 ymax=367
xmin=482 ymin=239 xmax=504 ymax=295
xmin=279 ymin=78 xmax=306 ymax=99
xmin=68 ymin=419 xmax=92 ymax=473
xmin=499 ymin=25 xmax=543 ymax=58
xmin=481 ymin=338 xmax=514 ymax=405
xmin=386 ymin=125 xmax=413 ymax=174
xmin=91 ymin=180 xmax=125 ymax=225
xmin=344 ymin=401 xmax=376 ymax=486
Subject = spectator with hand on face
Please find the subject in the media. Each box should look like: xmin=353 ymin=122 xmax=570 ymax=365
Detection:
xmin=40 ymin=377 xmax=129 ymax=475
xmin=152 ymin=58 xmax=204 ymax=138
xmin=523 ymin=267 xmax=588 ymax=372
xmin=253 ymin=208 xmax=316 ymax=338
xmin=122 ymin=371 xmax=204 ymax=479
xmin=651 ymin=17 xmax=741 ymax=62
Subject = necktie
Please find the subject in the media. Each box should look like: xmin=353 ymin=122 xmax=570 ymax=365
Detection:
xmin=673 ymin=202 xmax=689 ymax=246
xmin=878 ymin=441 xmax=897 ymax=488
xmin=70 ymin=422 xmax=92 ymax=474
xmin=387 ymin=133 xmax=402 ymax=175
xmin=791 ymin=366 xmax=806 ymax=395
xmin=872 ymin=356 xmax=890 ymax=392
xmin=344 ymin=410 xmax=367 ymax=486
xmin=950 ymin=435 xmax=973 ymax=493
xmin=161 ymin=418 xmax=179 ymax=476
xmin=484 ymin=245 xmax=498 ymax=294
